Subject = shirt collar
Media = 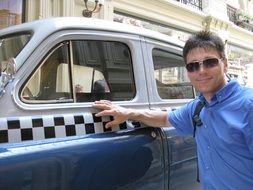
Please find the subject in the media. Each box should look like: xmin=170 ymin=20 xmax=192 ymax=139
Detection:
xmin=198 ymin=80 xmax=240 ymax=105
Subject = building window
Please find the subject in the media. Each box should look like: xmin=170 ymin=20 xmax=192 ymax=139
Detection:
xmin=227 ymin=44 xmax=253 ymax=87
xmin=0 ymin=0 xmax=25 ymax=29
xmin=176 ymin=0 xmax=202 ymax=11
xmin=113 ymin=11 xmax=191 ymax=42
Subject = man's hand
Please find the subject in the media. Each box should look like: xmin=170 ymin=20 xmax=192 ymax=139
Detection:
xmin=93 ymin=100 xmax=170 ymax=129
xmin=93 ymin=100 xmax=130 ymax=128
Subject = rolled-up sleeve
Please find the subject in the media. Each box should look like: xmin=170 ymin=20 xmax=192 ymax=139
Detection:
xmin=168 ymin=101 xmax=195 ymax=136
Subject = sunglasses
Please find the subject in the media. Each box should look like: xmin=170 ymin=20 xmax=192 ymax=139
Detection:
xmin=186 ymin=58 xmax=223 ymax=72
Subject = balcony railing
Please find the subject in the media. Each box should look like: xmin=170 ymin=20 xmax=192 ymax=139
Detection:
xmin=227 ymin=5 xmax=253 ymax=32
xmin=176 ymin=0 xmax=202 ymax=11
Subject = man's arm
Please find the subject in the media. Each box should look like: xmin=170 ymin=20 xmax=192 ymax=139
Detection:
xmin=93 ymin=100 xmax=172 ymax=128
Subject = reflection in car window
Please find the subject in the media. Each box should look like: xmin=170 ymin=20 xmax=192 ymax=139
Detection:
xmin=21 ymin=40 xmax=135 ymax=103
xmin=71 ymin=40 xmax=135 ymax=102
xmin=152 ymin=49 xmax=194 ymax=99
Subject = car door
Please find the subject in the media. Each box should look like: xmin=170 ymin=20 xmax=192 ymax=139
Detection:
xmin=0 ymin=29 xmax=168 ymax=190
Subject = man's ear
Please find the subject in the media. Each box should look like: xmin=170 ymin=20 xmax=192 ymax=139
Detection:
xmin=223 ymin=58 xmax=228 ymax=73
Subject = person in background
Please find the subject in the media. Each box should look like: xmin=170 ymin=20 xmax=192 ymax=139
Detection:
xmin=93 ymin=30 xmax=253 ymax=190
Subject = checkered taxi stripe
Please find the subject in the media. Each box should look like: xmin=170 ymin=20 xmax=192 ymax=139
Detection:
xmin=0 ymin=113 xmax=128 ymax=143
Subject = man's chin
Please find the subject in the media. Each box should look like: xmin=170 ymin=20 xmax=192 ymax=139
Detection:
xmin=195 ymin=87 xmax=210 ymax=94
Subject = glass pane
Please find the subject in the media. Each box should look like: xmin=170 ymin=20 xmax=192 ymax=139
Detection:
xmin=21 ymin=43 xmax=73 ymax=103
xmin=152 ymin=49 xmax=194 ymax=99
xmin=72 ymin=40 xmax=135 ymax=102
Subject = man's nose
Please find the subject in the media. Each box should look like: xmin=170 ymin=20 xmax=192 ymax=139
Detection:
xmin=198 ymin=62 xmax=206 ymax=72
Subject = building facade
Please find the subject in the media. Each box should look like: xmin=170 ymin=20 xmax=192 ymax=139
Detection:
xmin=1 ymin=0 xmax=253 ymax=87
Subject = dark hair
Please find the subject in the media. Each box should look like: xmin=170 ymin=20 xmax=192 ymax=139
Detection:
xmin=183 ymin=30 xmax=225 ymax=63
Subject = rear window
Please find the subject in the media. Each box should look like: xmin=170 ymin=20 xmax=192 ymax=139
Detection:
xmin=152 ymin=48 xmax=194 ymax=99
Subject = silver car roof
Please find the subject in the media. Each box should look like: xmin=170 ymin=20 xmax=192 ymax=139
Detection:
xmin=0 ymin=17 xmax=184 ymax=69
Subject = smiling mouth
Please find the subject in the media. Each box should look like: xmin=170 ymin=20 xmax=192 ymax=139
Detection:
xmin=196 ymin=78 xmax=212 ymax=83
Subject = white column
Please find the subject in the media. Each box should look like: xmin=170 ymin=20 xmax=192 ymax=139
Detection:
xmin=51 ymin=0 xmax=61 ymax=16
xmin=25 ymin=0 xmax=40 ymax=21
xmin=101 ymin=0 xmax=114 ymax=20
xmin=238 ymin=0 xmax=246 ymax=10
xmin=202 ymin=0 xmax=229 ymax=21
xmin=62 ymin=0 xmax=75 ymax=16
xmin=39 ymin=0 xmax=52 ymax=19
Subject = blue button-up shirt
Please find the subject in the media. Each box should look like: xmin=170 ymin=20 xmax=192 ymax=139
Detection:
xmin=169 ymin=80 xmax=253 ymax=190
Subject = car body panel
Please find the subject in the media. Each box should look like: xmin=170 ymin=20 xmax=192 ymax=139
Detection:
xmin=0 ymin=127 xmax=168 ymax=190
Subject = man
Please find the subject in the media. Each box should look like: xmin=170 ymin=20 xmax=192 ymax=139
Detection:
xmin=93 ymin=31 xmax=253 ymax=190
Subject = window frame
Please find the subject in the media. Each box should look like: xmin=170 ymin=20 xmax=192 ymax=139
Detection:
xmin=142 ymin=37 xmax=195 ymax=105
xmin=20 ymin=41 xmax=73 ymax=104
xmin=14 ymin=30 xmax=148 ymax=111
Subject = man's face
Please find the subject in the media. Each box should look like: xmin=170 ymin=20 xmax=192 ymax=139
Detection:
xmin=186 ymin=47 xmax=228 ymax=100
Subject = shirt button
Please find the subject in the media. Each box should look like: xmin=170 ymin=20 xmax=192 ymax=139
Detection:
xmin=204 ymin=125 xmax=207 ymax=128
xmin=206 ymin=166 xmax=209 ymax=170
xmin=207 ymin=146 xmax=210 ymax=149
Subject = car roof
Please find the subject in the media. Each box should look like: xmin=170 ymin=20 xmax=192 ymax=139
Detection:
xmin=0 ymin=17 xmax=184 ymax=47
xmin=0 ymin=17 xmax=184 ymax=69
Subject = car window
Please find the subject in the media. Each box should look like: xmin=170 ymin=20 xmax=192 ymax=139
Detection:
xmin=21 ymin=40 xmax=135 ymax=103
xmin=21 ymin=42 xmax=72 ymax=103
xmin=152 ymin=48 xmax=194 ymax=99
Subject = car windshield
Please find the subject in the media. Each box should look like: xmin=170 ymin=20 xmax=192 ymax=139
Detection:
xmin=0 ymin=33 xmax=31 ymax=71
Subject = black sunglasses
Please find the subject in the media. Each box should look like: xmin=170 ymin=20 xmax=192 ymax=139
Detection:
xmin=186 ymin=58 xmax=223 ymax=72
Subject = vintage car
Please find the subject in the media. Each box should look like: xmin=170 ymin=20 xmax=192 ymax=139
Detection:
xmin=0 ymin=17 xmax=200 ymax=190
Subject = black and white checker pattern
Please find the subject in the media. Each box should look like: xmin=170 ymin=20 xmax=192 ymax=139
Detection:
xmin=0 ymin=113 xmax=128 ymax=143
